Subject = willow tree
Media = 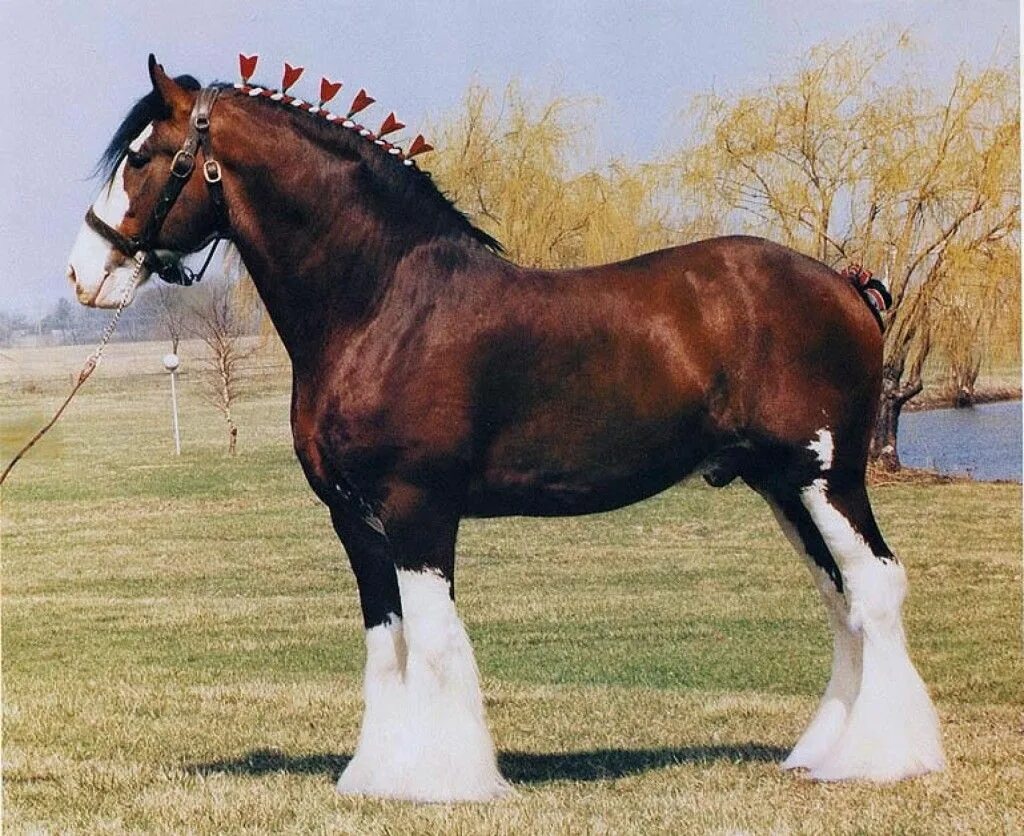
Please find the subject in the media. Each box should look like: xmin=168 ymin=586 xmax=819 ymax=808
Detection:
xmin=428 ymin=84 xmax=677 ymax=269
xmin=931 ymin=238 xmax=1020 ymax=406
xmin=681 ymin=37 xmax=1019 ymax=468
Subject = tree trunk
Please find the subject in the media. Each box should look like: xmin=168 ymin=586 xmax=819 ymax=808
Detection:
xmin=870 ymin=370 xmax=923 ymax=471
xmin=220 ymin=367 xmax=237 ymax=455
xmin=951 ymin=360 xmax=980 ymax=408
xmin=953 ymin=384 xmax=975 ymax=408
xmin=225 ymin=410 xmax=238 ymax=455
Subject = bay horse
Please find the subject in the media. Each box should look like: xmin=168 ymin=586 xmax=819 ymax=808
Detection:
xmin=66 ymin=56 xmax=945 ymax=801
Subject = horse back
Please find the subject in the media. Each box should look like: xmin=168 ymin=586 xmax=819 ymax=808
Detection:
xmin=451 ymin=235 xmax=882 ymax=514
xmin=477 ymin=235 xmax=881 ymax=426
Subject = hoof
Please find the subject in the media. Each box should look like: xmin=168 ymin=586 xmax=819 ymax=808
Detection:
xmin=336 ymin=763 xmax=513 ymax=803
xmin=782 ymin=696 xmax=851 ymax=771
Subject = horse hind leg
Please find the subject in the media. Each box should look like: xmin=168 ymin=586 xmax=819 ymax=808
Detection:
xmin=760 ymin=431 xmax=945 ymax=781
xmin=800 ymin=470 xmax=945 ymax=781
xmin=766 ymin=496 xmax=863 ymax=771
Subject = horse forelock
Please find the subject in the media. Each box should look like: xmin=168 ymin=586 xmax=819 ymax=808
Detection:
xmin=95 ymin=74 xmax=203 ymax=184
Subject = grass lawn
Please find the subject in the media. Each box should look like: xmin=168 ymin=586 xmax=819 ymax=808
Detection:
xmin=2 ymin=342 xmax=1022 ymax=834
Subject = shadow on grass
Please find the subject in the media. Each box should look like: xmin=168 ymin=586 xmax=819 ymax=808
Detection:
xmin=501 ymin=744 xmax=785 ymax=782
xmin=188 ymin=743 xmax=785 ymax=784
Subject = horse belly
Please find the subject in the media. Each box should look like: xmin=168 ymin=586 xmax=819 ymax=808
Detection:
xmin=465 ymin=408 xmax=711 ymax=517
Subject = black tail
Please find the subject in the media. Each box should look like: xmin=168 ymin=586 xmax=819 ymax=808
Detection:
xmin=840 ymin=264 xmax=891 ymax=331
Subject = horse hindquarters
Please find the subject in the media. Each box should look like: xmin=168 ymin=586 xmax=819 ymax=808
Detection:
xmin=758 ymin=454 xmax=945 ymax=782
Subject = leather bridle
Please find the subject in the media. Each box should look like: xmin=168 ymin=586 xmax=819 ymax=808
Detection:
xmin=85 ymin=86 xmax=226 ymax=286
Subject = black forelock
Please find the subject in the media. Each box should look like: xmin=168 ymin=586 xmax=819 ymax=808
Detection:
xmin=94 ymin=74 xmax=202 ymax=182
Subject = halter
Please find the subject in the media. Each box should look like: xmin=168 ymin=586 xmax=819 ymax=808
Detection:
xmin=85 ymin=86 xmax=226 ymax=286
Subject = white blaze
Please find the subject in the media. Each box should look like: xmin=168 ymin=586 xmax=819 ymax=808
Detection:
xmin=66 ymin=124 xmax=153 ymax=308
xmin=129 ymin=123 xmax=154 ymax=152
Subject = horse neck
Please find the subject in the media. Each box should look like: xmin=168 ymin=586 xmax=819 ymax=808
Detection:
xmin=219 ymin=103 xmax=448 ymax=368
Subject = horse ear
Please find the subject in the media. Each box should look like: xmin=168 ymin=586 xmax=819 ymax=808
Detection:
xmin=147 ymin=54 xmax=192 ymax=119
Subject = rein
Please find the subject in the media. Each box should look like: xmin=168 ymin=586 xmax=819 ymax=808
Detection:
xmin=87 ymin=86 xmax=226 ymax=286
xmin=0 ymin=254 xmax=146 ymax=487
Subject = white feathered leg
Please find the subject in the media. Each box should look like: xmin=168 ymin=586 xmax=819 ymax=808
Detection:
xmin=335 ymin=614 xmax=408 ymax=797
xmin=798 ymin=479 xmax=945 ymax=781
xmin=770 ymin=503 xmax=864 ymax=770
xmin=336 ymin=569 xmax=511 ymax=801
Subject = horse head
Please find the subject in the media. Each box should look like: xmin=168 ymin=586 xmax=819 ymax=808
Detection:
xmin=67 ymin=56 xmax=226 ymax=308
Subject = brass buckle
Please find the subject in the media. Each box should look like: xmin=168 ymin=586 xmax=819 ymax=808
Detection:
xmin=203 ymin=159 xmax=222 ymax=184
xmin=171 ymin=149 xmax=195 ymax=178
xmin=194 ymin=113 xmax=210 ymax=131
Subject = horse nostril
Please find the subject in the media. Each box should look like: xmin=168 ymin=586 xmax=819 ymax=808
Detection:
xmin=67 ymin=264 xmax=77 ymax=285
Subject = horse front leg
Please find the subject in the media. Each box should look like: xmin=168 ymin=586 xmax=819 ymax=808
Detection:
xmin=332 ymin=493 xmax=510 ymax=802
xmin=325 ymin=504 xmax=405 ymax=797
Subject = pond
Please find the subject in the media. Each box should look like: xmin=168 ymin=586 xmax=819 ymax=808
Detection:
xmin=899 ymin=400 xmax=1022 ymax=482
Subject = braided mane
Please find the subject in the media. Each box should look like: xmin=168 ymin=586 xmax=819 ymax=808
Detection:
xmin=231 ymin=79 xmax=502 ymax=253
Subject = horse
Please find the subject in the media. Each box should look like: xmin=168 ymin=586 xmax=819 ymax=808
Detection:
xmin=66 ymin=55 xmax=945 ymax=802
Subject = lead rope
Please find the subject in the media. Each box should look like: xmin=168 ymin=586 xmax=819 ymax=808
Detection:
xmin=0 ymin=252 xmax=147 ymax=487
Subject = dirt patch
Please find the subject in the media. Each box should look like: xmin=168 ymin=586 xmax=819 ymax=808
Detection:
xmin=905 ymin=386 xmax=1022 ymax=412
xmin=866 ymin=461 xmax=970 ymax=487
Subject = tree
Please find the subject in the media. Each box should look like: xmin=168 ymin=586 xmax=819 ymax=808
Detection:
xmin=40 ymin=298 xmax=81 ymax=343
xmin=153 ymin=284 xmax=190 ymax=353
xmin=931 ymin=238 xmax=1020 ymax=406
xmin=0 ymin=309 xmax=29 ymax=346
xmin=679 ymin=36 xmax=1020 ymax=468
xmin=429 ymin=84 xmax=677 ymax=269
xmin=189 ymin=281 xmax=260 ymax=454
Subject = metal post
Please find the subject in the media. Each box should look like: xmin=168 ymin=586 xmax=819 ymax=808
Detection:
xmin=162 ymin=353 xmax=182 ymax=456
xmin=169 ymin=370 xmax=181 ymax=455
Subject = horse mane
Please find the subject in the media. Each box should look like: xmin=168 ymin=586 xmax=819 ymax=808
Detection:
xmin=96 ymin=75 xmax=503 ymax=254
xmin=235 ymin=83 xmax=503 ymax=254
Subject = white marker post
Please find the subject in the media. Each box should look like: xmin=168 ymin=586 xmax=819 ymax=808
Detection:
xmin=162 ymin=352 xmax=181 ymax=456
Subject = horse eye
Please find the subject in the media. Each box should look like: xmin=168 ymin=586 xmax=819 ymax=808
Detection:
xmin=126 ymin=150 xmax=149 ymax=169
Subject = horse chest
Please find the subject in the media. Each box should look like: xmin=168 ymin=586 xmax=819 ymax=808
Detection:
xmin=291 ymin=366 xmax=469 ymax=494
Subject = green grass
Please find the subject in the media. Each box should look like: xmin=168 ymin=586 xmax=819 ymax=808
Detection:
xmin=2 ymin=343 xmax=1022 ymax=834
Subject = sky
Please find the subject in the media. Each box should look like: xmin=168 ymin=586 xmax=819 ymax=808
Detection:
xmin=0 ymin=0 xmax=1017 ymax=316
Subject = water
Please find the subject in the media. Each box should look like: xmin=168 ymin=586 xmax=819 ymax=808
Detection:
xmin=899 ymin=400 xmax=1022 ymax=482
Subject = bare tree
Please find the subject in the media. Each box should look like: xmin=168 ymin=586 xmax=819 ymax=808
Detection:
xmin=153 ymin=284 xmax=190 ymax=353
xmin=189 ymin=282 xmax=260 ymax=454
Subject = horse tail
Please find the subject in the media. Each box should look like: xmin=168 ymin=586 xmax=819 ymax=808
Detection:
xmin=839 ymin=263 xmax=891 ymax=331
